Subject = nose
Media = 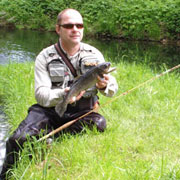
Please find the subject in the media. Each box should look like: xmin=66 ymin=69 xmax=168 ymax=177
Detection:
xmin=72 ymin=25 xmax=78 ymax=31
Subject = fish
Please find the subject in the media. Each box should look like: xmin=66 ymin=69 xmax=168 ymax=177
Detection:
xmin=55 ymin=62 xmax=115 ymax=117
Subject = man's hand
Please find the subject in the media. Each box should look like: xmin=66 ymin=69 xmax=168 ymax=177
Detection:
xmin=96 ymin=74 xmax=109 ymax=90
xmin=65 ymin=87 xmax=85 ymax=104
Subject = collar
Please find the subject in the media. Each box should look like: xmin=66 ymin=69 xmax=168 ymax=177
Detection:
xmin=59 ymin=39 xmax=81 ymax=59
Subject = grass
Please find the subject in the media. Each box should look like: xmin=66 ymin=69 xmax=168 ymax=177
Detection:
xmin=0 ymin=60 xmax=180 ymax=180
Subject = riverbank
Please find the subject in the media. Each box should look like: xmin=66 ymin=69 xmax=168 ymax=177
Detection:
xmin=0 ymin=63 xmax=35 ymax=130
xmin=0 ymin=0 xmax=180 ymax=43
xmin=0 ymin=61 xmax=180 ymax=179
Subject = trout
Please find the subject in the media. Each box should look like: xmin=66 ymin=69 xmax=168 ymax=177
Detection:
xmin=55 ymin=62 xmax=114 ymax=117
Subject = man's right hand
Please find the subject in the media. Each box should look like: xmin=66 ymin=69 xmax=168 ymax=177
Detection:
xmin=65 ymin=87 xmax=85 ymax=104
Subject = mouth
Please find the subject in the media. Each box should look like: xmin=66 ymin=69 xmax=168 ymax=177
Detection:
xmin=70 ymin=35 xmax=80 ymax=38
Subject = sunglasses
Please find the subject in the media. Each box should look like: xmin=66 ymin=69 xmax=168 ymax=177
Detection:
xmin=59 ymin=23 xmax=84 ymax=29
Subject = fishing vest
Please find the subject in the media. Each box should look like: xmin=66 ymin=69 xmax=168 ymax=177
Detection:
xmin=46 ymin=45 xmax=101 ymax=98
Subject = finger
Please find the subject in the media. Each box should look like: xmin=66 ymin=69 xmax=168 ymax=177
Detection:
xmin=79 ymin=90 xmax=85 ymax=96
xmin=69 ymin=96 xmax=76 ymax=104
xmin=97 ymin=75 xmax=104 ymax=82
xmin=97 ymin=74 xmax=109 ymax=83
xmin=76 ymin=90 xmax=85 ymax=101
xmin=65 ymin=87 xmax=70 ymax=92
xmin=97 ymin=78 xmax=108 ymax=86
xmin=96 ymin=82 xmax=106 ymax=89
xmin=104 ymin=74 xmax=109 ymax=80
xmin=96 ymin=76 xmax=108 ymax=89
xmin=72 ymin=96 xmax=76 ymax=102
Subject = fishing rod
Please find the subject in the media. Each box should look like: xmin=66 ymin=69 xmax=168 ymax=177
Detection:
xmin=38 ymin=63 xmax=180 ymax=142
xmin=101 ymin=63 xmax=180 ymax=107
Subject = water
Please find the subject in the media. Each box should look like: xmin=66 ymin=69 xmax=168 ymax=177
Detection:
xmin=0 ymin=28 xmax=59 ymax=64
xmin=0 ymin=28 xmax=180 ymax=69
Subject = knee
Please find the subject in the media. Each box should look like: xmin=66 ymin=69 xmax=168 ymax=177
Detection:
xmin=10 ymin=128 xmax=27 ymax=145
xmin=94 ymin=115 xmax=106 ymax=132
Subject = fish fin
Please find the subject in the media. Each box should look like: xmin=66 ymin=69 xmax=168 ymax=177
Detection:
xmin=55 ymin=101 xmax=68 ymax=117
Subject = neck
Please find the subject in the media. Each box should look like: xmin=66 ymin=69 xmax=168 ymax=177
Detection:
xmin=60 ymin=40 xmax=80 ymax=56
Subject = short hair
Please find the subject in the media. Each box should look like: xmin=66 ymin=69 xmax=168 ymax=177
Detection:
xmin=57 ymin=8 xmax=82 ymax=25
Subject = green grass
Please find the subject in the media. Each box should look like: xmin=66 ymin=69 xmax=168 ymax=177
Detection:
xmin=0 ymin=61 xmax=180 ymax=179
xmin=0 ymin=62 xmax=35 ymax=131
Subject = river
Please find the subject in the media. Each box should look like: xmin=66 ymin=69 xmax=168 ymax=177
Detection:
xmin=0 ymin=27 xmax=180 ymax=173
xmin=1 ymin=28 xmax=180 ymax=68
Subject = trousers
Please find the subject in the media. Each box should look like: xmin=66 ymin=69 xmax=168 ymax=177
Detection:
xmin=0 ymin=103 xmax=106 ymax=179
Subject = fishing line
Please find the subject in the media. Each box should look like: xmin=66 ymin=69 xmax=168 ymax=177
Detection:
xmin=38 ymin=63 xmax=180 ymax=142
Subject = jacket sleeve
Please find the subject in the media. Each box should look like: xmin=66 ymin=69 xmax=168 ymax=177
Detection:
xmin=99 ymin=74 xmax=118 ymax=97
xmin=34 ymin=53 xmax=65 ymax=107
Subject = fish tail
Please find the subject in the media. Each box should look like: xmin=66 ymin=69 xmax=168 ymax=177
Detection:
xmin=55 ymin=102 xmax=67 ymax=117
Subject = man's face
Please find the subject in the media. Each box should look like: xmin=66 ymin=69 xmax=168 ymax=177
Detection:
xmin=56 ymin=10 xmax=84 ymax=46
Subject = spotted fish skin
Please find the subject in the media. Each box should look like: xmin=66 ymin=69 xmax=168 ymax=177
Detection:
xmin=55 ymin=62 xmax=111 ymax=117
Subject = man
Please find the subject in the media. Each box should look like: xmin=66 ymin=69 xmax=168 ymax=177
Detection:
xmin=0 ymin=8 xmax=118 ymax=179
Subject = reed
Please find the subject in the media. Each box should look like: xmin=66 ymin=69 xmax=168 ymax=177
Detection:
xmin=0 ymin=60 xmax=180 ymax=179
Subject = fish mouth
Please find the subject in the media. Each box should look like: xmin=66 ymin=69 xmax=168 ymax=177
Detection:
xmin=99 ymin=62 xmax=116 ymax=74
xmin=103 ymin=62 xmax=111 ymax=73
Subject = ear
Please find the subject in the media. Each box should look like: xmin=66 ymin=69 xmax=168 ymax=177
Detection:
xmin=55 ymin=24 xmax=60 ymax=35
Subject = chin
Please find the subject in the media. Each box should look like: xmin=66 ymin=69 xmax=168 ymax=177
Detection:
xmin=71 ymin=39 xmax=81 ymax=44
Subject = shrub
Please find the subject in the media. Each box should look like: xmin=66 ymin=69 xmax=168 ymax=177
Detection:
xmin=0 ymin=0 xmax=180 ymax=40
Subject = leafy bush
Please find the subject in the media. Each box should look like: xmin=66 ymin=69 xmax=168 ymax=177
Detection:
xmin=0 ymin=0 xmax=180 ymax=40
xmin=161 ymin=1 xmax=180 ymax=38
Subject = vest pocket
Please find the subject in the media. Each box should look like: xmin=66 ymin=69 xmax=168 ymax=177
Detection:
xmin=48 ymin=60 xmax=65 ymax=83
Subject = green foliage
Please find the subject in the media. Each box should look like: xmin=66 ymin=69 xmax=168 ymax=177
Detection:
xmin=0 ymin=0 xmax=66 ymax=30
xmin=160 ymin=1 xmax=180 ymax=38
xmin=0 ymin=0 xmax=180 ymax=41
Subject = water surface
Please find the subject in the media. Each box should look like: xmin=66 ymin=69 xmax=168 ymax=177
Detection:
xmin=0 ymin=28 xmax=180 ymax=69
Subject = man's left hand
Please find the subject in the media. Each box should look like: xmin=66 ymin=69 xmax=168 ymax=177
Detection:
xmin=96 ymin=74 xmax=109 ymax=90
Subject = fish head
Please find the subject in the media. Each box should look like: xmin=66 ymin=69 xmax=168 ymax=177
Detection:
xmin=96 ymin=62 xmax=111 ymax=78
xmin=98 ymin=62 xmax=111 ymax=74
